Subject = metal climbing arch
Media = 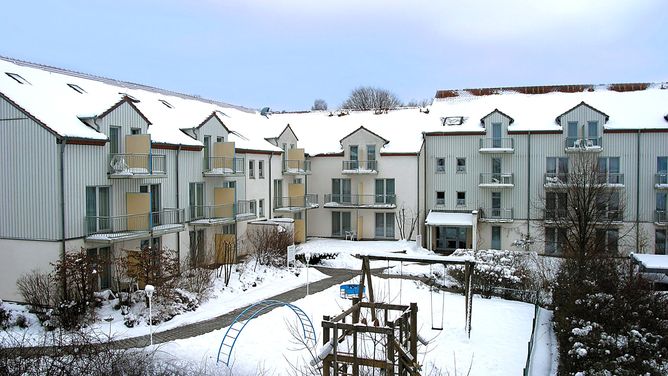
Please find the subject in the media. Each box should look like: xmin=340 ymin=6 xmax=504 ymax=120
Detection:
xmin=216 ymin=300 xmax=317 ymax=366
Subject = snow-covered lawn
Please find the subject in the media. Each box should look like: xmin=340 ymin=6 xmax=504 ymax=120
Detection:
xmin=159 ymin=276 xmax=538 ymax=376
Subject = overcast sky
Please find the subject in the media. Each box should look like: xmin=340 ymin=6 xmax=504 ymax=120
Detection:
xmin=1 ymin=0 xmax=666 ymax=111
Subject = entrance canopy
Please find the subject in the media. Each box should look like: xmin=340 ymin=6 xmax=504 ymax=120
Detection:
xmin=631 ymin=253 xmax=668 ymax=274
xmin=425 ymin=211 xmax=475 ymax=226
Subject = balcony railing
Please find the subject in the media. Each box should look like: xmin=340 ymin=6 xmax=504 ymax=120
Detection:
xmin=479 ymin=137 xmax=514 ymax=152
xmin=85 ymin=208 xmax=185 ymax=237
xmin=597 ymin=173 xmax=624 ymax=185
xmin=323 ymin=194 xmax=396 ymax=208
xmin=282 ymin=160 xmax=311 ymax=174
xmin=544 ymin=173 xmax=569 ymax=186
xmin=109 ymin=153 xmax=166 ymax=177
xmin=480 ymin=208 xmax=513 ymax=221
xmin=544 ymin=209 xmax=568 ymax=221
xmin=656 ymin=210 xmax=667 ymax=223
xmin=655 ymin=173 xmax=668 ymax=187
xmin=479 ymin=173 xmax=514 ymax=186
xmin=565 ymin=137 xmax=603 ymax=151
xmin=342 ymin=160 xmax=378 ymax=174
xmin=236 ymin=200 xmax=257 ymax=219
xmin=189 ymin=204 xmax=235 ymax=222
xmin=274 ymin=194 xmax=319 ymax=210
xmin=203 ymin=157 xmax=245 ymax=176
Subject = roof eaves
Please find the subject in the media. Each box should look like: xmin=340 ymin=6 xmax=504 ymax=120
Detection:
xmin=0 ymin=91 xmax=62 ymax=139
xmin=339 ymin=125 xmax=390 ymax=146
xmin=555 ymin=101 xmax=610 ymax=125
xmin=98 ymin=96 xmax=153 ymax=125
xmin=278 ymin=124 xmax=299 ymax=142
xmin=481 ymin=108 xmax=514 ymax=124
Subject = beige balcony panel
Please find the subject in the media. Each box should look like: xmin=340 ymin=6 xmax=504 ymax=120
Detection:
xmin=287 ymin=148 xmax=305 ymax=169
xmin=125 ymin=134 xmax=150 ymax=169
xmin=126 ymin=193 xmax=150 ymax=230
xmin=294 ymin=219 xmax=305 ymax=243
xmin=214 ymin=188 xmax=235 ymax=217
xmin=357 ymin=215 xmax=364 ymax=239
xmin=215 ymin=234 xmax=237 ymax=265
xmin=288 ymin=183 xmax=305 ymax=207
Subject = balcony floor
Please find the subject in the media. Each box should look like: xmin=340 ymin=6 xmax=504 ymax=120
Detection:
xmin=190 ymin=217 xmax=235 ymax=226
xmin=323 ymin=202 xmax=396 ymax=209
xmin=274 ymin=204 xmax=319 ymax=213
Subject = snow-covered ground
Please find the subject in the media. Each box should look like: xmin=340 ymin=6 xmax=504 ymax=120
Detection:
xmin=159 ymin=276 xmax=540 ymax=376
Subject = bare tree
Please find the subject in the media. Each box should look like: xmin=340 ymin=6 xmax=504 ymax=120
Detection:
xmin=539 ymin=152 xmax=628 ymax=261
xmin=311 ymin=99 xmax=328 ymax=111
xmin=396 ymin=206 xmax=419 ymax=240
xmin=340 ymin=86 xmax=402 ymax=111
xmin=405 ymin=98 xmax=432 ymax=108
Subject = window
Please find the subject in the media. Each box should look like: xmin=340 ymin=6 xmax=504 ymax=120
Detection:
xmin=259 ymin=199 xmax=264 ymax=217
xmin=86 ymin=186 xmax=110 ymax=233
xmin=274 ymin=179 xmax=282 ymax=208
xmin=435 ymin=227 xmax=467 ymax=252
xmin=67 ymin=83 xmax=86 ymax=94
xmin=109 ymin=127 xmax=120 ymax=155
xmin=587 ymin=121 xmax=599 ymax=145
xmin=492 ymin=123 xmax=502 ymax=148
xmin=140 ymin=184 xmax=161 ymax=225
xmin=332 ymin=211 xmax=351 ymax=237
xmin=656 ymin=230 xmax=667 ymax=255
xmin=131 ymin=128 xmax=141 ymax=135
xmin=350 ymin=145 xmax=359 ymax=168
xmin=657 ymin=192 xmax=667 ymax=222
xmin=597 ymin=157 xmax=621 ymax=184
xmin=189 ymin=182 xmax=204 ymax=219
xmin=87 ymin=247 xmax=111 ymax=290
xmin=223 ymin=180 xmax=236 ymax=189
xmin=596 ymin=229 xmax=618 ymax=253
xmin=545 ymin=227 xmax=566 ymax=254
xmin=159 ymin=99 xmax=174 ymax=108
xmin=367 ymin=145 xmax=376 ymax=161
xmin=492 ymin=157 xmax=502 ymax=178
xmin=567 ymin=121 xmax=578 ymax=147
xmin=189 ymin=230 xmax=205 ymax=267
xmin=282 ymin=143 xmax=287 ymax=164
xmin=141 ymin=237 xmax=161 ymax=251
xmin=436 ymin=191 xmax=445 ymax=206
xmin=217 ymin=136 xmax=225 ymax=142
xmin=375 ymin=212 xmax=395 ymax=238
xmin=546 ymin=157 xmax=569 ymax=182
xmin=290 ymin=143 xmax=295 ymax=150
xmin=658 ymin=157 xmax=668 ymax=185
xmin=250 ymin=200 xmax=256 ymax=215
xmin=456 ymin=192 xmax=466 ymax=207
xmin=436 ymin=158 xmax=445 ymax=173
xmin=491 ymin=226 xmax=501 ymax=250
xmin=258 ymin=160 xmax=264 ymax=178
xmin=545 ymin=192 xmax=567 ymax=219
xmin=249 ymin=160 xmax=255 ymax=178
xmin=203 ymin=135 xmax=211 ymax=170
xmin=5 ymin=72 xmax=29 ymax=84
xmin=597 ymin=191 xmax=621 ymax=221
xmin=456 ymin=158 xmax=466 ymax=173
xmin=375 ymin=179 xmax=395 ymax=204
xmin=332 ymin=179 xmax=352 ymax=203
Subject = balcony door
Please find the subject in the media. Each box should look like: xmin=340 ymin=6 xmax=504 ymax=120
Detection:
xmin=491 ymin=158 xmax=502 ymax=182
xmin=332 ymin=179 xmax=351 ymax=204
xmin=491 ymin=191 xmax=501 ymax=218
xmin=658 ymin=157 xmax=668 ymax=185
xmin=375 ymin=179 xmax=395 ymax=204
xmin=189 ymin=182 xmax=204 ymax=220
xmin=350 ymin=145 xmax=358 ymax=169
xmin=140 ymin=184 xmax=160 ymax=226
xmin=273 ymin=179 xmax=282 ymax=208
xmin=567 ymin=121 xmax=578 ymax=147
xmin=86 ymin=186 xmax=110 ymax=233
xmin=332 ymin=211 xmax=351 ymax=237
xmin=492 ymin=123 xmax=502 ymax=148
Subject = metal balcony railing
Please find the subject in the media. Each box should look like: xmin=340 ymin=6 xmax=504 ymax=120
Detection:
xmin=273 ymin=194 xmax=319 ymax=209
xmin=544 ymin=173 xmax=569 ymax=185
xmin=597 ymin=173 xmax=624 ymax=185
xmin=604 ymin=210 xmax=623 ymax=222
xmin=480 ymin=208 xmax=513 ymax=221
xmin=109 ymin=153 xmax=166 ymax=176
xmin=204 ymin=157 xmax=245 ymax=175
xmin=656 ymin=210 xmax=667 ymax=223
xmin=282 ymin=160 xmax=311 ymax=174
xmin=236 ymin=200 xmax=257 ymax=217
xmin=655 ymin=173 xmax=668 ymax=186
xmin=479 ymin=173 xmax=514 ymax=185
xmin=565 ymin=137 xmax=603 ymax=150
xmin=342 ymin=160 xmax=378 ymax=172
xmin=479 ymin=137 xmax=514 ymax=150
xmin=323 ymin=194 xmax=396 ymax=207
xmin=189 ymin=204 xmax=235 ymax=221
xmin=85 ymin=208 xmax=184 ymax=236
xmin=543 ymin=209 xmax=568 ymax=221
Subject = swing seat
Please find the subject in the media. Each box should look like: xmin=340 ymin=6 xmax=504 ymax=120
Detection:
xmin=431 ymin=325 xmax=443 ymax=331
xmin=339 ymin=284 xmax=365 ymax=299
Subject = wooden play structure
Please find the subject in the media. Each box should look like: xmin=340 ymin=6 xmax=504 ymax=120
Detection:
xmin=317 ymin=252 xmax=475 ymax=376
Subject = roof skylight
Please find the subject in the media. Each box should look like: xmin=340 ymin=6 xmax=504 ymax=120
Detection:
xmin=5 ymin=72 xmax=30 ymax=85
xmin=442 ymin=116 xmax=464 ymax=126
xmin=67 ymin=83 xmax=86 ymax=94
xmin=159 ymin=99 xmax=174 ymax=108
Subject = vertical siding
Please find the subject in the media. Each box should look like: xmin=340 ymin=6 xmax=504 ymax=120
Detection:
xmin=0 ymin=97 xmax=60 ymax=240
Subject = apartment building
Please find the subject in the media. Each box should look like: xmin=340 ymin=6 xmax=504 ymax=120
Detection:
xmin=1 ymin=55 xmax=666 ymax=302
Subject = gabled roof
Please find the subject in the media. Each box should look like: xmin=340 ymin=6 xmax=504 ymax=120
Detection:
xmin=278 ymin=124 xmax=299 ymax=142
xmin=190 ymin=111 xmax=232 ymax=134
xmin=480 ymin=108 xmax=514 ymax=124
xmin=98 ymin=95 xmax=153 ymax=125
xmin=556 ymin=101 xmax=610 ymax=125
xmin=339 ymin=125 xmax=390 ymax=146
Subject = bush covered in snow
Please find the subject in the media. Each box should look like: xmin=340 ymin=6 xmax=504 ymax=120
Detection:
xmin=553 ymin=258 xmax=668 ymax=375
xmin=447 ymin=249 xmax=534 ymax=299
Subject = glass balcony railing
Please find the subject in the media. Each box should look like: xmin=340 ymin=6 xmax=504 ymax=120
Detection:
xmin=323 ymin=194 xmax=396 ymax=207
xmin=203 ymin=157 xmax=245 ymax=176
xmin=109 ymin=153 xmax=166 ymax=176
xmin=479 ymin=137 xmax=514 ymax=151
xmin=282 ymin=160 xmax=311 ymax=174
xmin=342 ymin=160 xmax=378 ymax=173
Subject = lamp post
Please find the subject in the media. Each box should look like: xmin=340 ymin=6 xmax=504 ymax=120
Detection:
xmin=305 ymin=252 xmax=311 ymax=296
xmin=145 ymin=284 xmax=155 ymax=347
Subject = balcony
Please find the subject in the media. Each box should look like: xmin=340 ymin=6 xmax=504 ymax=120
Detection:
xmin=479 ymin=208 xmax=513 ymax=222
xmin=323 ymin=194 xmax=396 ymax=209
xmin=274 ymin=194 xmax=319 ymax=213
xmin=108 ymin=153 xmax=166 ymax=178
xmin=203 ymin=157 xmax=245 ymax=177
xmin=85 ymin=208 xmax=185 ymax=243
xmin=282 ymin=160 xmax=311 ymax=175
xmin=544 ymin=173 xmax=569 ymax=187
xmin=565 ymin=137 xmax=603 ymax=152
xmin=656 ymin=210 xmax=667 ymax=224
xmin=479 ymin=138 xmax=514 ymax=153
xmin=479 ymin=173 xmax=514 ymax=188
xmin=655 ymin=173 xmax=668 ymax=189
xmin=597 ymin=173 xmax=624 ymax=187
xmin=342 ymin=160 xmax=378 ymax=174
xmin=236 ymin=200 xmax=258 ymax=221
xmin=543 ymin=209 xmax=568 ymax=223
xmin=189 ymin=204 xmax=236 ymax=225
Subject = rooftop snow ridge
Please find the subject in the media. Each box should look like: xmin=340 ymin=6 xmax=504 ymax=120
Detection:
xmin=434 ymin=82 xmax=658 ymax=99
xmin=0 ymin=55 xmax=254 ymax=113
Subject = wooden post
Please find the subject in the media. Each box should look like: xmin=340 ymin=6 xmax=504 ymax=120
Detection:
xmin=464 ymin=261 xmax=470 ymax=333
xmin=352 ymin=326 xmax=359 ymax=376
xmin=323 ymin=315 xmax=331 ymax=346
xmin=332 ymin=323 xmax=338 ymax=375
xmin=387 ymin=322 xmax=396 ymax=376
xmin=409 ymin=302 xmax=418 ymax=361
xmin=352 ymin=298 xmax=360 ymax=324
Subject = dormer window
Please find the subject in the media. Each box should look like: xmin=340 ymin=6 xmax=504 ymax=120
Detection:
xmin=5 ymin=72 xmax=29 ymax=85
xmin=367 ymin=145 xmax=376 ymax=161
xmin=159 ymin=99 xmax=173 ymax=108
xmin=119 ymin=93 xmax=139 ymax=102
xmin=67 ymin=83 xmax=86 ymax=94
xmin=442 ymin=116 xmax=464 ymax=126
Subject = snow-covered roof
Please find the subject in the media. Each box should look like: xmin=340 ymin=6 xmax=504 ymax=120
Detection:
xmin=425 ymin=211 xmax=475 ymax=226
xmin=631 ymin=253 xmax=668 ymax=273
xmin=0 ymin=56 xmax=281 ymax=151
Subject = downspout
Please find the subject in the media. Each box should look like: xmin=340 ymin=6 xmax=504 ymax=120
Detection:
xmin=176 ymin=144 xmax=182 ymax=265
xmin=527 ymin=131 xmax=531 ymax=235
xmin=268 ymin=153 xmax=273 ymax=219
xmin=636 ymin=130 xmax=641 ymax=251
xmin=416 ymin=147 xmax=420 ymax=240
xmin=304 ymin=161 xmax=308 ymax=239
xmin=422 ymin=133 xmax=428 ymax=248
xmin=59 ymin=137 xmax=68 ymax=299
